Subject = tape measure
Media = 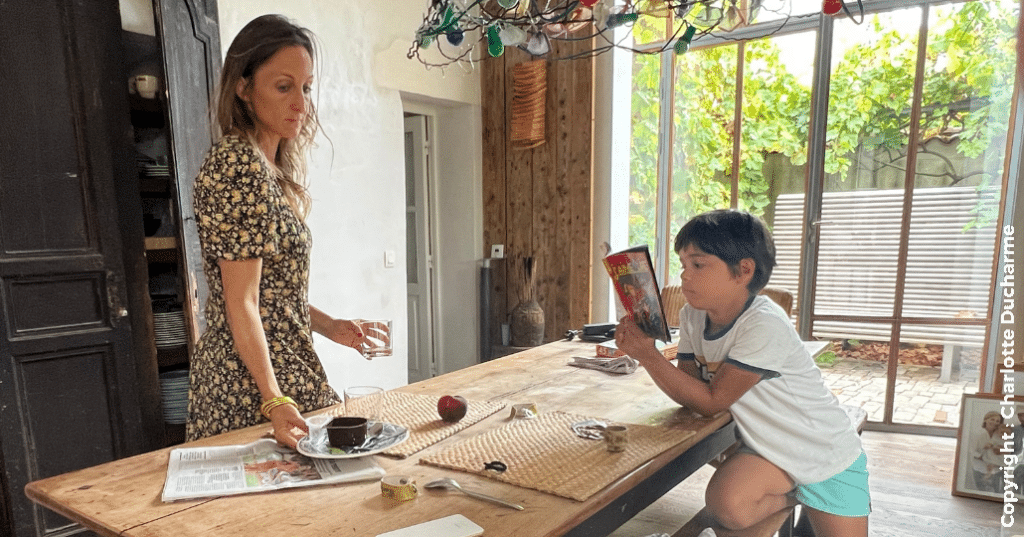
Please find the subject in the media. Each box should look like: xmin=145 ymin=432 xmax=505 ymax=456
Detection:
xmin=381 ymin=475 xmax=418 ymax=502
xmin=509 ymin=402 xmax=538 ymax=419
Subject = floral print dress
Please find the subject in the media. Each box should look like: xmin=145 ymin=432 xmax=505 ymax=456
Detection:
xmin=186 ymin=135 xmax=338 ymax=441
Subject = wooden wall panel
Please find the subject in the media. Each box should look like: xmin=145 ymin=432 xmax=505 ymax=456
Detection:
xmin=481 ymin=50 xmax=507 ymax=353
xmin=482 ymin=38 xmax=595 ymax=349
xmin=566 ymin=40 xmax=595 ymax=333
xmin=533 ymin=50 xmax=558 ymax=324
xmin=506 ymin=48 xmax=535 ymax=308
xmin=542 ymin=46 xmax=572 ymax=335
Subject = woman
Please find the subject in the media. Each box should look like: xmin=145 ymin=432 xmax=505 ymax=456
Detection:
xmin=971 ymin=410 xmax=1006 ymax=494
xmin=187 ymin=15 xmax=370 ymax=448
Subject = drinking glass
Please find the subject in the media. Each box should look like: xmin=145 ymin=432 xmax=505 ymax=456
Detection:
xmin=357 ymin=319 xmax=392 ymax=358
xmin=344 ymin=385 xmax=384 ymax=424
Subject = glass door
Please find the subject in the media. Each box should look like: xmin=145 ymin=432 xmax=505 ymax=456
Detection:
xmin=806 ymin=2 xmax=1015 ymax=431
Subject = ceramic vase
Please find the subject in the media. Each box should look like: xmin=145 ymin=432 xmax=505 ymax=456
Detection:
xmin=510 ymin=299 xmax=544 ymax=347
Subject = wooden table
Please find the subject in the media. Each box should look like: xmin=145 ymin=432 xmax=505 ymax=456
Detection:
xmin=25 ymin=340 xmax=735 ymax=537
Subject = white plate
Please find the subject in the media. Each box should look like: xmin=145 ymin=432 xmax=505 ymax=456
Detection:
xmin=296 ymin=421 xmax=408 ymax=459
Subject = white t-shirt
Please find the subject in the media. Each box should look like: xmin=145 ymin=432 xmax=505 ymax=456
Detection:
xmin=676 ymin=295 xmax=863 ymax=485
xmin=971 ymin=429 xmax=1002 ymax=473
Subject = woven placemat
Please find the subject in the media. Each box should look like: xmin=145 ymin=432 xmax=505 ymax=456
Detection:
xmin=379 ymin=392 xmax=506 ymax=458
xmin=419 ymin=411 xmax=696 ymax=501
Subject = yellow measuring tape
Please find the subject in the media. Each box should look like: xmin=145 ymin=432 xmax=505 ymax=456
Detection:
xmin=380 ymin=475 xmax=418 ymax=501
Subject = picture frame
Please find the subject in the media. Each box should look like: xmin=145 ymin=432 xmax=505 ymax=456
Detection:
xmin=952 ymin=393 xmax=1022 ymax=501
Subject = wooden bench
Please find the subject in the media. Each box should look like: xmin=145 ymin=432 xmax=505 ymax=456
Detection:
xmin=770 ymin=186 xmax=998 ymax=381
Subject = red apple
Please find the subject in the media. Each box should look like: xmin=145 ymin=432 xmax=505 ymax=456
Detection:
xmin=437 ymin=395 xmax=468 ymax=422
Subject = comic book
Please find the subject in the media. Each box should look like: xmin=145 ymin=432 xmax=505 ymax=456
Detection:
xmin=602 ymin=245 xmax=672 ymax=343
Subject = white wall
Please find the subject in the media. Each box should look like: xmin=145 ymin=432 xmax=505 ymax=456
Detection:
xmin=423 ymin=100 xmax=482 ymax=376
xmin=122 ymin=0 xmax=482 ymax=391
xmin=218 ymin=0 xmax=482 ymax=391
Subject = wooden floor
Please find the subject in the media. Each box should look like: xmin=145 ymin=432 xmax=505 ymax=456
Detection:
xmin=608 ymin=431 xmax=1003 ymax=537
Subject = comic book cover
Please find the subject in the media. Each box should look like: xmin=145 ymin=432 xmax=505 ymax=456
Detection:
xmin=602 ymin=245 xmax=671 ymax=343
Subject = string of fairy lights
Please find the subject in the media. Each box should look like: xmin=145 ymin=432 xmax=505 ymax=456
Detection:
xmin=407 ymin=0 xmax=814 ymax=69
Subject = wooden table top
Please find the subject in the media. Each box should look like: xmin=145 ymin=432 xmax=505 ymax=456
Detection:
xmin=25 ymin=340 xmax=730 ymax=537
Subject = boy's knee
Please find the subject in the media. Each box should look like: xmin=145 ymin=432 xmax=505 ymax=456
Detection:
xmin=705 ymin=494 xmax=758 ymax=530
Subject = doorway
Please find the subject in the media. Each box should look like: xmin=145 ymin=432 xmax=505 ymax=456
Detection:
xmin=404 ymin=114 xmax=437 ymax=383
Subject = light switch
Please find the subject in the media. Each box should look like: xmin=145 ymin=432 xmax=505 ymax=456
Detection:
xmin=384 ymin=250 xmax=396 ymax=268
xmin=491 ymin=244 xmax=505 ymax=258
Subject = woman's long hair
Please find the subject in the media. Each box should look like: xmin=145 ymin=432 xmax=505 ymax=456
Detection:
xmin=214 ymin=14 xmax=319 ymax=219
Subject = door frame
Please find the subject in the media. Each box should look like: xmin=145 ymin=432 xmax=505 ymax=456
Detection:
xmin=404 ymin=113 xmax=440 ymax=382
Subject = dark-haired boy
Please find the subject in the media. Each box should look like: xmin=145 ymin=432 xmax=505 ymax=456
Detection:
xmin=616 ymin=209 xmax=869 ymax=537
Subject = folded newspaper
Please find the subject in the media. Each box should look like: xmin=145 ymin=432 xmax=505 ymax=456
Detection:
xmin=568 ymin=355 xmax=639 ymax=374
xmin=161 ymin=438 xmax=385 ymax=502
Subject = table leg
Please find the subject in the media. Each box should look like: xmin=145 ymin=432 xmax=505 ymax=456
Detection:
xmin=564 ymin=421 xmax=739 ymax=537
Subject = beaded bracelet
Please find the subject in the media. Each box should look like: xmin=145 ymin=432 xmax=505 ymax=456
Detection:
xmin=260 ymin=396 xmax=298 ymax=420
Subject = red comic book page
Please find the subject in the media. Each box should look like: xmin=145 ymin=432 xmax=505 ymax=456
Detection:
xmin=602 ymin=245 xmax=671 ymax=342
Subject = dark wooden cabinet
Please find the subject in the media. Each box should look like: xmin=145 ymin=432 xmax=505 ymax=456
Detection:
xmin=0 ymin=1 xmax=219 ymax=536
xmin=153 ymin=0 xmax=221 ymax=342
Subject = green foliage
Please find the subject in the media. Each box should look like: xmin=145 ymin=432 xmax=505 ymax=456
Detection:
xmin=815 ymin=350 xmax=839 ymax=367
xmin=629 ymin=53 xmax=662 ymax=249
xmin=628 ymin=0 xmax=1018 ymax=267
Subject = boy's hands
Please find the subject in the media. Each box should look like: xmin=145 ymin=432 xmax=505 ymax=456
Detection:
xmin=614 ymin=316 xmax=658 ymax=361
xmin=616 ymin=316 xmax=762 ymax=417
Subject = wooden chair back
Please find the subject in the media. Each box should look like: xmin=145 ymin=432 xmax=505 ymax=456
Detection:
xmin=759 ymin=286 xmax=794 ymax=317
xmin=661 ymin=284 xmax=686 ymax=328
xmin=662 ymin=285 xmax=792 ymax=325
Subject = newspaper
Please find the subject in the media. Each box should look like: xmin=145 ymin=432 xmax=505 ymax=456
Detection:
xmin=161 ymin=438 xmax=385 ymax=502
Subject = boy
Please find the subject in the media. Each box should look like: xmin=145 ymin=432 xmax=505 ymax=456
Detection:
xmin=615 ymin=209 xmax=869 ymax=537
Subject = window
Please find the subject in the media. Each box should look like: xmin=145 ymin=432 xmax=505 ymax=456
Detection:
xmin=626 ymin=0 xmax=1019 ymax=431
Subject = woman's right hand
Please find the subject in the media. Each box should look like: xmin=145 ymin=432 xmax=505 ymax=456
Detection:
xmin=268 ymin=403 xmax=309 ymax=449
xmin=328 ymin=318 xmax=370 ymax=350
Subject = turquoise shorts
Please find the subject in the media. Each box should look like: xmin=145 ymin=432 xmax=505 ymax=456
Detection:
xmin=794 ymin=451 xmax=871 ymax=517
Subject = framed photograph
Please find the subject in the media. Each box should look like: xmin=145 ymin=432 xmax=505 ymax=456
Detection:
xmin=953 ymin=393 xmax=1022 ymax=501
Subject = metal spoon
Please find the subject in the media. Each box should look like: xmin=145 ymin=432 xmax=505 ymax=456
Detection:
xmin=424 ymin=477 xmax=524 ymax=510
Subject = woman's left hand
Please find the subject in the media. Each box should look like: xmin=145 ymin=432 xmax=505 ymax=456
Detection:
xmin=324 ymin=318 xmax=371 ymax=350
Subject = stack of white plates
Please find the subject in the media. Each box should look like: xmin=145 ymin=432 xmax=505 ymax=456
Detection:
xmin=160 ymin=369 xmax=189 ymax=424
xmin=154 ymin=310 xmax=187 ymax=349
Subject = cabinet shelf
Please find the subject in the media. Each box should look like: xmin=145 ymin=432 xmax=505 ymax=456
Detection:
xmin=145 ymin=236 xmax=177 ymax=251
xmin=156 ymin=345 xmax=189 ymax=368
xmin=145 ymin=237 xmax=178 ymax=264
xmin=140 ymin=177 xmax=171 ymax=194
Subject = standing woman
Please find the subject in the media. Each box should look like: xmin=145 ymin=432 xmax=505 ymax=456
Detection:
xmin=187 ymin=15 xmax=370 ymax=448
xmin=970 ymin=411 xmax=1006 ymax=493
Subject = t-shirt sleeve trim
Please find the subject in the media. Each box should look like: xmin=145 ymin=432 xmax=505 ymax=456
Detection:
xmin=725 ymin=357 xmax=780 ymax=380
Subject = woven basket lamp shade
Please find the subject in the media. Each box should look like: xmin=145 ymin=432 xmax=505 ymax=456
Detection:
xmin=511 ymin=60 xmax=547 ymax=150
